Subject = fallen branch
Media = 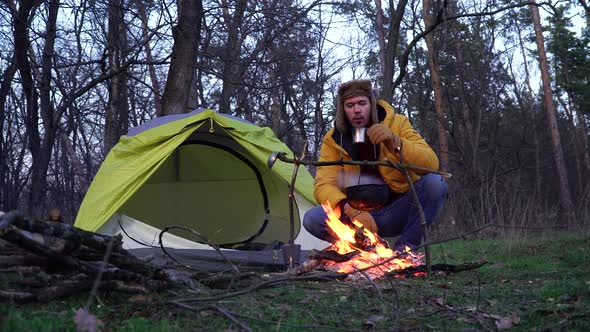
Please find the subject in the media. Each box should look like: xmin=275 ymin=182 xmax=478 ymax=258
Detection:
xmin=169 ymin=302 xmax=254 ymax=332
xmin=158 ymin=225 xmax=240 ymax=275
xmin=169 ymin=271 xmax=348 ymax=304
xmin=386 ymin=260 xmax=488 ymax=278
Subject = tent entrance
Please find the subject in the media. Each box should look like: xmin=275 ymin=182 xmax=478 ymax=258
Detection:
xmin=119 ymin=140 xmax=271 ymax=247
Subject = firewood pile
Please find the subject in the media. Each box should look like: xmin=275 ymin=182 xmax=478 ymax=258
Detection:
xmin=0 ymin=211 xmax=173 ymax=303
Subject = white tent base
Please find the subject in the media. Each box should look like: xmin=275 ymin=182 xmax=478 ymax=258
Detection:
xmin=98 ymin=213 xmax=329 ymax=251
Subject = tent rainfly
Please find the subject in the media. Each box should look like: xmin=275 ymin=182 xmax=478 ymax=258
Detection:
xmin=74 ymin=109 xmax=329 ymax=250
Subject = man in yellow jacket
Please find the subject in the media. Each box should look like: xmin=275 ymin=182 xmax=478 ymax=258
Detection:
xmin=303 ymin=79 xmax=447 ymax=251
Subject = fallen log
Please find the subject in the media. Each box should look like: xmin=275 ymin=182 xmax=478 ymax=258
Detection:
xmin=0 ymin=266 xmax=42 ymax=274
xmin=0 ymin=210 xmax=171 ymax=303
xmin=0 ymin=255 xmax=46 ymax=268
xmin=0 ymin=211 xmax=158 ymax=278
xmin=0 ymin=290 xmax=36 ymax=303
xmin=386 ymin=260 xmax=488 ymax=278
xmin=0 ymin=278 xmax=157 ymax=304
xmin=0 ymin=210 xmax=125 ymax=254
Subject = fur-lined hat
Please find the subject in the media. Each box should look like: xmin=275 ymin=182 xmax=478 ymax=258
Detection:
xmin=335 ymin=79 xmax=379 ymax=134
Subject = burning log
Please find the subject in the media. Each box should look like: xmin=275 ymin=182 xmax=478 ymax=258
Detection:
xmin=308 ymin=249 xmax=360 ymax=262
xmin=299 ymin=205 xmax=486 ymax=280
xmin=294 ymin=204 xmax=484 ymax=280
xmin=353 ymin=226 xmax=374 ymax=251
xmin=303 ymin=203 xmax=425 ymax=280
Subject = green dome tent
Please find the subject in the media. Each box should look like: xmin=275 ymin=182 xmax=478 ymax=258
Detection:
xmin=74 ymin=109 xmax=329 ymax=250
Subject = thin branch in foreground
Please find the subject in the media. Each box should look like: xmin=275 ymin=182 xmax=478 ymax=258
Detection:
xmin=169 ymin=301 xmax=254 ymax=332
xmin=167 ymin=272 xmax=346 ymax=304
xmin=84 ymin=236 xmax=115 ymax=310
xmin=158 ymin=225 xmax=240 ymax=274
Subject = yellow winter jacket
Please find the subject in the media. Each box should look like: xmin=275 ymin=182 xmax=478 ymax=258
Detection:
xmin=314 ymin=99 xmax=439 ymax=207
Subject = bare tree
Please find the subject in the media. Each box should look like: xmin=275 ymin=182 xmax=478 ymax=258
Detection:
xmin=374 ymin=0 xmax=386 ymax=76
xmin=422 ymin=0 xmax=449 ymax=172
xmin=0 ymin=55 xmax=18 ymax=210
xmin=380 ymin=0 xmax=409 ymax=102
xmin=161 ymin=0 xmax=203 ymax=115
xmin=217 ymin=0 xmax=247 ymax=114
xmin=578 ymin=0 xmax=590 ymax=29
xmin=134 ymin=0 xmax=163 ymax=116
xmin=104 ymin=0 xmax=130 ymax=154
xmin=530 ymin=2 xmax=575 ymax=221
xmin=512 ymin=12 xmax=542 ymax=194
xmin=14 ymin=0 xmax=62 ymax=217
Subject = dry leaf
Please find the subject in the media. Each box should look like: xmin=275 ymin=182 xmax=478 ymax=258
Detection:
xmin=363 ymin=315 xmax=385 ymax=331
xmin=434 ymin=297 xmax=445 ymax=306
xmin=494 ymin=312 xmax=520 ymax=330
xmin=489 ymin=262 xmax=506 ymax=269
xmin=74 ymin=308 xmax=104 ymax=332
xmin=511 ymin=312 xmax=521 ymax=324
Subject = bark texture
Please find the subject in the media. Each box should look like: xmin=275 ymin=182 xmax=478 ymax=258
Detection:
xmin=161 ymin=0 xmax=203 ymax=115
xmin=530 ymin=3 xmax=575 ymax=221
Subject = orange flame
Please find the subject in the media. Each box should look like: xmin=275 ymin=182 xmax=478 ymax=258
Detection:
xmin=321 ymin=202 xmax=423 ymax=279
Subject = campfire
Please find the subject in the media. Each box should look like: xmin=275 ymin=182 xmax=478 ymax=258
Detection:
xmin=316 ymin=203 xmax=424 ymax=280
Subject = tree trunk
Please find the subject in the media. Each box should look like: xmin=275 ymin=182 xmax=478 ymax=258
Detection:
xmin=0 ymin=56 xmax=17 ymax=209
xmin=530 ymin=3 xmax=575 ymax=221
xmin=161 ymin=0 xmax=203 ymax=115
xmin=36 ymin=0 xmax=61 ymax=216
xmin=557 ymin=96 xmax=583 ymax=196
xmin=134 ymin=0 xmax=162 ymax=116
xmin=374 ymin=0 xmax=386 ymax=76
xmin=422 ymin=0 xmax=449 ymax=172
xmin=14 ymin=0 xmax=40 ymax=213
xmin=381 ymin=0 xmax=408 ymax=102
xmin=514 ymin=15 xmax=542 ymax=195
xmin=15 ymin=0 xmax=61 ymax=217
xmin=104 ymin=0 xmax=129 ymax=155
xmin=218 ymin=0 xmax=247 ymax=114
xmin=567 ymin=91 xmax=590 ymax=191
xmin=578 ymin=0 xmax=590 ymax=29
xmin=574 ymin=101 xmax=590 ymax=185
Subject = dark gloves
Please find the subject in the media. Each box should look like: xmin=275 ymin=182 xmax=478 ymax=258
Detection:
xmin=343 ymin=204 xmax=378 ymax=233
xmin=367 ymin=123 xmax=401 ymax=153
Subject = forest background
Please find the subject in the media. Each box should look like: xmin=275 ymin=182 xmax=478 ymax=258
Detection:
xmin=0 ymin=0 xmax=589 ymax=236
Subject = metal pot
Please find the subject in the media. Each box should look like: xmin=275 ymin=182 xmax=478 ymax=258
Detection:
xmin=345 ymin=184 xmax=390 ymax=211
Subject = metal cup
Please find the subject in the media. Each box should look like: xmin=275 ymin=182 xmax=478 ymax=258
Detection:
xmin=353 ymin=127 xmax=367 ymax=143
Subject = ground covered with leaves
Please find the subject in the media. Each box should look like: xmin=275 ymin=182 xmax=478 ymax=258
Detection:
xmin=1 ymin=233 xmax=589 ymax=331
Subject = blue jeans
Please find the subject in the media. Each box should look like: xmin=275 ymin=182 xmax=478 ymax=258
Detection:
xmin=303 ymin=173 xmax=447 ymax=250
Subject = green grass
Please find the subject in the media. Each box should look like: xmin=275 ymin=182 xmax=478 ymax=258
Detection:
xmin=2 ymin=233 xmax=590 ymax=331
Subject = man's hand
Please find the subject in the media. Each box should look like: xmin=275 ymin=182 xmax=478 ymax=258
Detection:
xmin=343 ymin=203 xmax=378 ymax=233
xmin=367 ymin=123 xmax=401 ymax=153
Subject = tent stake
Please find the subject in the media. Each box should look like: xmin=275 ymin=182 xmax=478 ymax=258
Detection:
xmin=282 ymin=144 xmax=307 ymax=270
